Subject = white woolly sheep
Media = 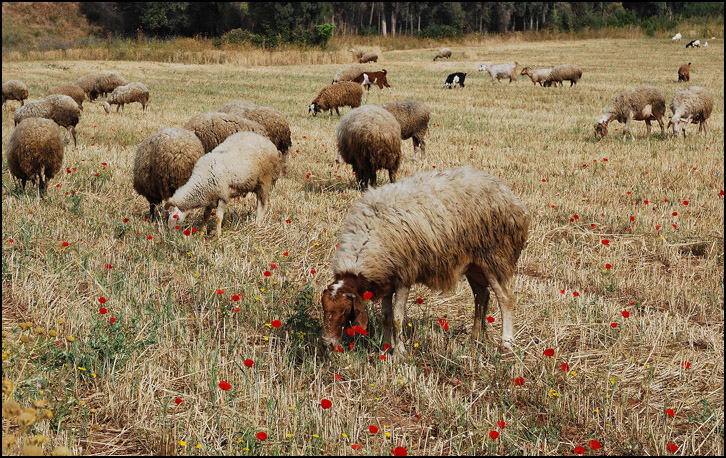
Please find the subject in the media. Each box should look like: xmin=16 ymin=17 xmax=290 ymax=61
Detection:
xmin=185 ymin=111 xmax=267 ymax=154
xmin=133 ymin=127 xmax=205 ymax=219
xmin=672 ymin=32 xmax=682 ymax=41
xmin=320 ymin=166 xmax=530 ymax=354
xmin=164 ymin=131 xmax=281 ymax=238
xmin=74 ymin=74 xmax=100 ymax=101
xmin=549 ymin=64 xmax=583 ymax=87
xmin=309 ymin=82 xmax=363 ymax=116
xmin=14 ymin=94 xmax=81 ymax=146
xmin=520 ymin=67 xmax=553 ymax=86
xmin=433 ymin=48 xmax=452 ymax=61
xmin=46 ymin=84 xmax=86 ymax=111
xmin=595 ymin=86 xmax=666 ymax=140
xmin=381 ymin=99 xmax=430 ymax=161
xmin=236 ymin=106 xmax=293 ymax=174
xmin=2 ymin=80 xmax=29 ymax=107
xmin=93 ymin=73 xmax=128 ymax=98
xmin=6 ymin=117 xmax=64 ymax=197
xmin=478 ymin=62 xmax=518 ymax=83
xmin=667 ymin=86 xmax=714 ymax=137
xmin=333 ymin=64 xmax=370 ymax=84
xmin=336 ymin=105 xmax=402 ymax=189
xmin=103 ymin=82 xmax=150 ymax=114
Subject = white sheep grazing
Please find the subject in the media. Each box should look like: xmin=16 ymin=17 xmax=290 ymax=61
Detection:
xmin=595 ymin=86 xmax=666 ymax=141
xmin=164 ymin=131 xmax=281 ymax=238
xmin=667 ymin=86 xmax=714 ymax=137
xmin=320 ymin=166 xmax=530 ymax=354
xmin=672 ymin=32 xmax=682 ymax=41
xmin=478 ymin=62 xmax=518 ymax=83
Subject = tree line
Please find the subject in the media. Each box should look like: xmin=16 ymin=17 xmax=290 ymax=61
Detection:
xmin=79 ymin=2 xmax=723 ymax=46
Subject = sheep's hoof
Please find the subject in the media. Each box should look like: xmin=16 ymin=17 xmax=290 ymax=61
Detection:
xmin=499 ymin=340 xmax=514 ymax=353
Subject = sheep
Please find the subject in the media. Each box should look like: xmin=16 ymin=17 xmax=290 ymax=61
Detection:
xmin=336 ymin=105 xmax=402 ymax=189
xmin=381 ymin=99 xmax=430 ymax=161
xmin=351 ymin=70 xmax=390 ymax=91
xmin=102 ymin=82 xmax=150 ymax=114
xmin=549 ymin=64 xmax=583 ymax=87
xmin=309 ymin=82 xmax=363 ymax=116
xmin=185 ymin=111 xmax=267 ymax=154
xmin=2 ymin=80 xmax=29 ymax=107
xmin=433 ymin=47 xmax=452 ymax=61
xmin=594 ymin=86 xmax=666 ymax=141
xmin=93 ymin=73 xmax=128 ymax=98
xmin=667 ymin=86 xmax=714 ymax=137
xmin=685 ymin=39 xmax=700 ymax=48
xmin=14 ymin=94 xmax=81 ymax=146
xmin=332 ymin=64 xmax=369 ymax=84
xmin=478 ymin=62 xmax=518 ymax=83
xmin=46 ymin=84 xmax=86 ymax=111
xmin=443 ymin=72 xmax=467 ymax=89
xmin=133 ymin=127 xmax=205 ymax=219
xmin=359 ymin=52 xmax=378 ymax=63
xmin=320 ymin=166 xmax=530 ymax=354
xmin=520 ymin=67 xmax=553 ymax=86
xmin=237 ymin=106 xmax=293 ymax=174
xmin=672 ymin=32 xmax=682 ymax=41
xmin=678 ymin=63 xmax=691 ymax=82
xmin=164 ymin=131 xmax=281 ymax=238
xmin=6 ymin=117 xmax=64 ymax=197
xmin=349 ymin=48 xmax=364 ymax=62
xmin=218 ymin=99 xmax=257 ymax=115
xmin=74 ymin=74 xmax=100 ymax=101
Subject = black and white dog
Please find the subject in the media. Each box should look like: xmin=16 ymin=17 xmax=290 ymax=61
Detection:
xmin=443 ymin=72 xmax=467 ymax=89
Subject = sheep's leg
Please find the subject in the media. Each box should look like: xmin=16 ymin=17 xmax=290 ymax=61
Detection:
xmin=255 ymin=184 xmax=270 ymax=222
xmin=412 ymin=138 xmax=421 ymax=161
xmin=699 ymin=119 xmax=707 ymax=134
xmin=70 ymin=126 xmax=77 ymax=147
xmin=381 ymin=293 xmax=394 ymax=350
xmin=201 ymin=206 xmax=213 ymax=235
xmin=624 ymin=118 xmax=635 ymax=141
xmin=466 ymin=270 xmax=490 ymax=342
xmin=656 ymin=116 xmax=665 ymax=137
xmin=388 ymin=168 xmax=396 ymax=184
xmin=645 ymin=119 xmax=652 ymax=136
xmin=391 ymin=285 xmax=410 ymax=355
xmin=483 ymin=271 xmax=515 ymax=351
xmin=214 ymin=200 xmax=226 ymax=239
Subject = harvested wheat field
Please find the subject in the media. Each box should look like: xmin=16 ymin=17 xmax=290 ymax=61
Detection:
xmin=2 ymin=37 xmax=724 ymax=456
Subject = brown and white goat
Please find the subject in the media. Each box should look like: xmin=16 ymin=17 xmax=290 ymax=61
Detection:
xmin=351 ymin=70 xmax=391 ymax=91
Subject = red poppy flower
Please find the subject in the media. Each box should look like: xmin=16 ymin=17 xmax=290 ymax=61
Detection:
xmin=514 ymin=377 xmax=524 ymax=386
xmin=218 ymin=380 xmax=231 ymax=391
xmin=285 ymin=219 xmax=291 ymax=224
xmin=283 ymin=252 xmax=289 ymax=256
xmin=630 ymin=216 xmax=635 ymax=222
xmin=270 ymin=263 xmax=277 ymax=269
xmin=99 ymin=307 xmax=107 ymax=314
xmin=147 ymin=235 xmax=153 ymax=240
xmin=573 ymin=291 xmax=580 ymax=297
xmin=105 ymin=264 xmax=113 ymax=270
xmin=234 ymin=307 xmax=240 ymax=312
xmin=487 ymin=316 xmax=495 ymax=323
xmin=610 ymin=322 xmax=617 ymax=328
xmin=621 ymin=310 xmax=630 ymax=318
xmin=191 ymin=228 xmax=197 ymax=233
xmin=605 ymin=264 xmax=612 ymax=269
xmin=62 ymin=242 xmax=69 ymax=247
xmin=123 ymin=218 xmax=129 ymax=223
xmin=271 ymin=320 xmax=282 ymax=328
xmin=574 ymin=446 xmax=586 ymax=454
xmin=380 ymin=355 xmax=387 ymax=360
xmin=667 ymin=443 xmax=678 ymax=453
xmin=346 ymin=328 xmax=355 ymax=336
xmin=349 ymin=342 xmax=355 ymax=350
xmin=681 ymin=361 xmax=691 ymax=369
xmin=216 ymin=289 xmax=224 ymax=295
xmin=256 ymin=432 xmax=267 ymax=441
xmin=683 ymin=200 xmax=689 ymax=205
xmin=672 ymin=212 xmax=678 ymax=216
xmin=560 ymin=289 xmax=565 ymax=294
xmin=335 ymin=374 xmax=342 ymax=381
xmin=601 ymin=239 xmax=610 ymax=246
xmin=416 ymin=298 xmax=424 ymax=304
xmin=334 ymin=345 xmax=343 ymax=353
xmin=320 ymin=399 xmax=332 ymax=409
xmin=99 ymin=297 xmax=107 ymax=304
xmin=363 ymin=291 xmax=373 ymax=300
xmin=351 ymin=444 xmax=361 ymax=450
xmin=352 ymin=325 xmax=367 ymax=335
xmin=489 ymin=431 xmax=499 ymax=440
xmin=175 ymin=397 xmax=183 ymax=405
xmin=392 ymin=446 xmax=407 ymax=456
xmin=666 ymin=408 xmax=674 ymax=417
xmin=243 ymin=359 xmax=254 ymax=368
xmin=310 ymin=269 xmax=316 ymax=274
xmin=263 ymin=270 xmax=271 ymax=277
xmin=369 ymin=425 xmax=378 ymax=434
xmin=543 ymin=348 xmax=555 ymax=357
xmin=497 ymin=420 xmax=506 ymax=429
xmin=589 ymin=440 xmax=601 ymax=450
xmin=561 ymin=363 xmax=569 ymax=372
xmin=232 ymin=295 xmax=240 ymax=301
xmin=383 ymin=344 xmax=390 ymax=351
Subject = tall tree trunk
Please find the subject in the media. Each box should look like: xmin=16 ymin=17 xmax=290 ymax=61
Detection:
xmin=417 ymin=14 xmax=420 ymax=32
xmin=369 ymin=2 xmax=375 ymax=28
xmin=391 ymin=8 xmax=396 ymax=37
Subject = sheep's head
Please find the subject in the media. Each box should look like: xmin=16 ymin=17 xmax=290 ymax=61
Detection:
xmin=478 ymin=64 xmax=487 ymax=72
xmin=594 ymin=117 xmax=610 ymax=140
xmin=320 ymin=279 xmax=368 ymax=346
xmin=164 ymin=203 xmax=186 ymax=228
xmin=308 ymin=103 xmax=320 ymax=116
xmin=668 ymin=117 xmax=686 ymax=136
xmin=520 ymin=67 xmax=531 ymax=76
xmin=103 ymin=102 xmax=111 ymax=114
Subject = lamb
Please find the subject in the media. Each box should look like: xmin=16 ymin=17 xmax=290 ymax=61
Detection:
xmin=381 ymin=99 xmax=430 ymax=161
xmin=93 ymin=73 xmax=128 ymax=98
xmin=359 ymin=52 xmax=378 ymax=63
xmin=433 ymin=47 xmax=452 ymax=61
xmin=332 ymin=64 xmax=369 ymax=84
xmin=678 ymin=63 xmax=691 ymax=82
xmin=320 ymin=166 xmax=530 ymax=354
xmin=74 ymin=74 xmax=100 ymax=101
xmin=46 ymin=84 xmax=86 ymax=111
xmin=14 ymin=94 xmax=81 ymax=146
xmin=351 ymin=70 xmax=390 ymax=91
xmin=549 ymin=64 xmax=583 ymax=87
xmin=478 ymin=62 xmax=518 ymax=83
xmin=594 ymin=86 xmax=666 ymax=140
xmin=336 ymin=105 xmax=402 ymax=189
xmin=2 ymin=80 xmax=29 ymax=107
xmin=671 ymin=32 xmax=682 ymax=41
xmin=184 ymin=111 xmax=267 ymax=153
xmin=6 ymin=117 xmax=64 ymax=197
xmin=164 ymin=131 xmax=281 ymax=238
xmin=520 ymin=67 xmax=553 ymax=86
xmin=443 ymin=72 xmax=467 ymax=89
xmin=685 ymin=39 xmax=700 ymax=48
xmin=102 ymin=82 xmax=150 ymax=114
xmin=667 ymin=86 xmax=714 ymax=137
xmin=309 ymin=82 xmax=363 ymax=116
xmin=133 ymin=127 xmax=205 ymax=219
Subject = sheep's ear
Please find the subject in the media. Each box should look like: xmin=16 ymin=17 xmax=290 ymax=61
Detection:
xmin=350 ymin=294 xmax=368 ymax=329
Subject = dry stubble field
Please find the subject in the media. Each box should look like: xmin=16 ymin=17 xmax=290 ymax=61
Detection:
xmin=2 ymin=37 xmax=724 ymax=456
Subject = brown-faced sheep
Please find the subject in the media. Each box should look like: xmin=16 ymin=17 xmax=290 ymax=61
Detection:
xmin=433 ymin=48 xmax=452 ymax=61
xmin=2 ymin=80 xmax=29 ymax=107
xmin=320 ymin=166 xmax=530 ymax=354
xmin=478 ymin=63 xmax=518 ymax=83
xmin=336 ymin=105 xmax=402 ymax=189
xmin=595 ymin=86 xmax=666 ymax=140
xmin=46 ymin=84 xmax=86 ymax=111
xmin=74 ymin=74 xmax=100 ymax=101
xmin=164 ymin=132 xmax=281 ymax=238
xmin=359 ymin=52 xmax=378 ymax=63
xmin=93 ymin=73 xmax=128 ymax=98
xmin=6 ymin=117 xmax=64 ymax=197
xmin=520 ymin=67 xmax=553 ymax=86
xmin=103 ymin=82 xmax=150 ymax=114
xmin=549 ymin=64 xmax=583 ymax=87
xmin=133 ymin=127 xmax=205 ymax=219
xmin=185 ymin=111 xmax=267 ymax=154
xmin=309 ymin=82 xmax=364 ymax=116
xmin=678 ymin=63 xmax=691 ymax=82
xmin=667 ymin=86 xmax=713 ymax=137
xmin=381 ymin=99 xmax=430 ymax=161
xmin=14 ymin=95 xmax=81 ymax=146
xmin=332 ymin=64 xmax=370 ymax=84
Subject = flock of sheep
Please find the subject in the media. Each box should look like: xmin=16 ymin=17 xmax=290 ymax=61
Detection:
xmin=0 ymin=38 xmax=718 ymax=354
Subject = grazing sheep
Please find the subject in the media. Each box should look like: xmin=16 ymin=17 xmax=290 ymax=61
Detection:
xmin=678 ymin=63 xmax=691 ymax=82
xmin=332 ymin=64 xmax=369 ymax=84
xmin=46 ymin=84 xmax=86 ymax=111
xmin=349 ymin=48 xmax=364 ymax=62
xmin=549 ymin=64 xmax=583 ymax=87
xmin=238 ymin=106 xmax=292 ymax=174
xmin=164 ymin=132 xmax=281 ymax=238
xmin=685 ymin=39 xmax=700 ymax=48
xmin=320 ymin=166 xmax=530 ymax=354
xmin=351 ymin=70 xmax=390 ymax=91
xmin=2 ymin=80 xmax=29 ymax=107
xmin=667 ymin=86 xmax=714 ymax=137
xmin=381 ymin=99 xmax=430 ymax=161
xmin=520 ymin=67 xmax=553 ymax=86
xmin=6 ymin=117 xmax=64 ymax=196
xmin=185 ymin=111 xmax=267 ymax=153
xmin=93 ymin=73 xmax=128 ymax=98
xmin=102 ymin=82 xmax=150 ymax=114
xmin=336 ymin=105 xmax=402 ymax=189
xmin=478 ymin=62 xmax=518 ymax=83
xmin=594 ymin=86 xmax=666 ymax=140
xmin=672 ymin=32 xmax=682 ymax=41
xmin=133 ymin=127 xmax=205 ymax=219
xmin=309 ymin=82 xmax=363 ymax=116
xmin=218 ymin=99 xmax=257 ymax=115
xmin=433 ymin=47 xmax=452 ymax=61
xmin=443 ymin=72 xmax=467 ymax=89
xmin=359 ymin=52 xmax=378 ymax=63
xmin=14 ymin=94 xmax=81 ymax=146
xmin=74 ymin=74 xmax=100 ymax=101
